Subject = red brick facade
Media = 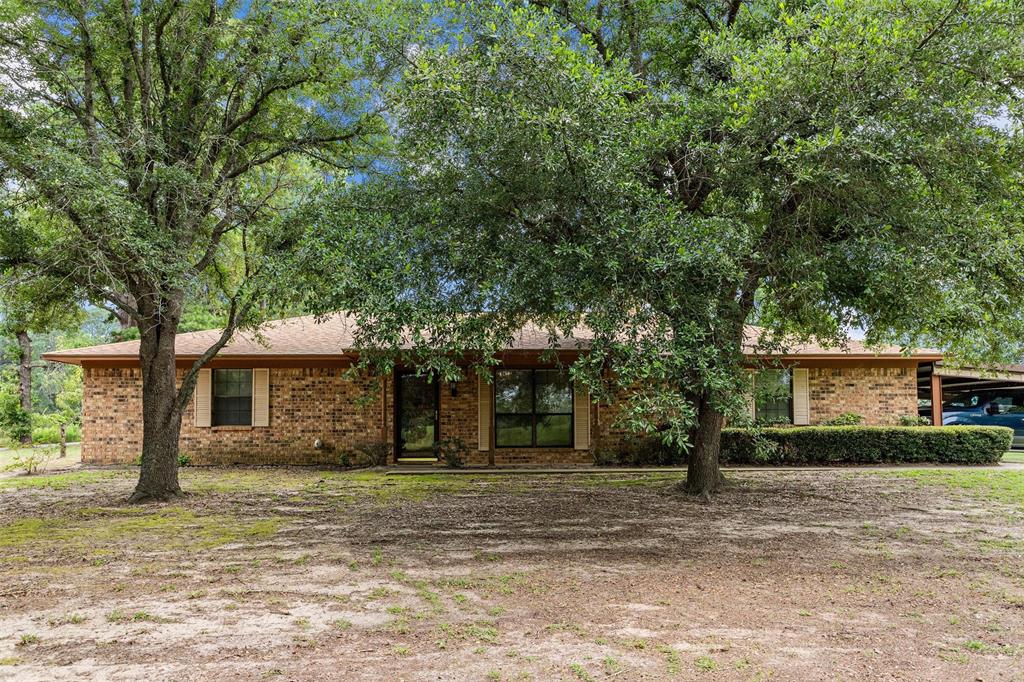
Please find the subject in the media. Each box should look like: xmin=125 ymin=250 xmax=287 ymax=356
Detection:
xmin=806 ymin=366 xmax=919 ymax=425
xmin=81 ymin=366 xmax=594 ymax=466
xmin=80 ymin=362 xmax=921 ymax=466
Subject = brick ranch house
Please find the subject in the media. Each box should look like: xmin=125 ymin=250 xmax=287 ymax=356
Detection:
xmin=44 ymin=314 xmax=945 ymax=467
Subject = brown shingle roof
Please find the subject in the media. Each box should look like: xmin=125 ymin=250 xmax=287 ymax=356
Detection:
xmin=43 ymin=313 xmax=942 ymax=364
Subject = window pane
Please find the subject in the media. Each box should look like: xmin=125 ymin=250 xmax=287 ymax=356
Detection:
xmin=213 ymin=369 xmax=252 ymax=426
xmin=214 ymin=369 xmax=252 ymax=398
xmin=755 ymin=369 xmax=791 ymax=423
xmin=536 ymin=414 xmax=572 ymax=446
xmin=496 ymin=415 xmax=532 ymax=447
xmin=535 ymin=370 xmax=571 ymax=413
xmin=495 ymin=370 xmax=532 ymax=413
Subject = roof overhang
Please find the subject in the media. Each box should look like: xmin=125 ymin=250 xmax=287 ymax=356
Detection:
xmin=933 ymin=364 xmax=1024 ymax=383
xmin=47 ymin=349 xmax=942 ymax=368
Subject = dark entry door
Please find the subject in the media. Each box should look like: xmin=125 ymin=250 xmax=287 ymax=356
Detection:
xmin=397 ymin=374 xmax=439 ymax=459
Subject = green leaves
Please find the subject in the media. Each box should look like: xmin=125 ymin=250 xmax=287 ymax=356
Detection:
xmin=0 ymin=0 xmax=412 ymax=326
xmin=305 ymin=0 xmax=1024 ymax=449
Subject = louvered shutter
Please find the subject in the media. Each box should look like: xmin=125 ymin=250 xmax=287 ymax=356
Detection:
xmin=252 ymin=368 xmax=270 ymax=427
xmin=573 ymin=384 xmax=591 ymax=450
xmin=792 ymin=367 xmax=810 ymax=425
xmin=478 ymin=373 xmax=492 ymax=451
xmin=195 ymin=369 xmax=212 ymax=427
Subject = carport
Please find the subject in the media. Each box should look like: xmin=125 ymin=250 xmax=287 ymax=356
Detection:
xmin=917 ymin=361 xmax=1024 ymax=431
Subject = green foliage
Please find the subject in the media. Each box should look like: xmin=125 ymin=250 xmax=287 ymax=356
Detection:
xmin=898 ymin=414 xmax=931 ymax=427
xmin=30 ymin=422 xmax=80 ymax=445
xmin=0 ymin=0 xmax=414 ymax=493
xmin=352 ymin=441 xmax=391 ymax=468
xmin=618 ymin=435 xmax=685 ymax=467
xmin=2 ymin=448 xmax=55 ymax=475
xmin=302 ymin=0 xmax=1024 ymax=478
xmin=0 ymin=391 xmax=31 ymax=445
xmin=435 ymin=437 xmax=468 ymax=469
xmin=720 ymin=426 xmax=1011 ymax=466
xmin=821 ymin=413 xmax=863 ymax=426
xmin=177 ymin=453 xmax=192 ymax=468
xmin=591 ymin=447 xmax=620 ymax=467
xmin=589 ymin=435 xmax=684 ymax=467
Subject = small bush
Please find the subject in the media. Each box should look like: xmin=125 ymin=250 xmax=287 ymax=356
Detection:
xmin=352 ymin=441 xmax=391 ymax=467
xmin=2 ymin=448 xmax=56 ymax=475
xmin=618 ymin=434 xmax=684 ymax=466
xmin=435 ymin=437 xmax=468 ymax=468
xmin=720 ymin=426 xmax=1010 ymax=466
xmin=591 ymin=447 xmax=620 ymax=467
xmin=821 ymin=412 xmax=863 ymax=426
xmin=897 ymin=414 xmax=931 ymax=427
xmin=0 ymin=395 xmax=32 ymax=445
xmin=31 ymin=423 xmax=81 ymax=445
xmin=755 ymin=416 xmax=791 ymax=427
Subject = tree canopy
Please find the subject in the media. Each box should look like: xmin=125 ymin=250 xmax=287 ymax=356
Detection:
xmin=0 ymin=0 xmax=408 ymax=499
xmin=302 ymin=0 xmax=1024 ymax=493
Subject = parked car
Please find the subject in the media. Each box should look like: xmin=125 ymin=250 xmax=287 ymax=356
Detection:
xmin=941 ymin=389 xmax=1024 ymax=448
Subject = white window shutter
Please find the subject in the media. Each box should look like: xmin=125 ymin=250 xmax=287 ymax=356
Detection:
xmin=478 ymin=372 xmax=492 ymax=451
xmin=252 ymin=368 xmax=270 ymax=427
xmin=792 ymin=367 xmax=810 ymax=425
xmin=195 ymin=369 xmax=212 ymax=427
xmin=573 ymin=384 xmax=591 ymax=450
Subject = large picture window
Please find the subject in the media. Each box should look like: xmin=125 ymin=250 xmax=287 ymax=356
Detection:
xmin=755 ymin=369 xmax=792 ymax=424
xmin=495 ymin=369 xmax=573 ymax=447
xmin=213 ymin=369 xmax=253 ymax=426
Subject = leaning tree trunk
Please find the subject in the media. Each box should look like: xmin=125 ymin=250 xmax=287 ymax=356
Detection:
xmin=15 ymin=330 xmax=32 ymax=445
xmin=129 ymin=296 xmax=185 ymax=503
xmin=684 ymin=392 xmax=726 ymax=498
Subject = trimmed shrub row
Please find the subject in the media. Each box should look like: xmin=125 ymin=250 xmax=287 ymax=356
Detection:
xmin=720 ymin=426 xmax=1011 ymax=466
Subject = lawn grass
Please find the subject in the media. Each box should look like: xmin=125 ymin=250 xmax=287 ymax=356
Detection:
xmin=1001 ymin=451 xmax=1024 ymax=464
xmin=0 ymin=469 xmax=128 ymax=490
xmin=0 ymin=444 xmax=82 ymax=472
xmin=881 ymin=469 xmax=1024 ymax=510
xmin=0 ymin=504 xmax=282 ymax=552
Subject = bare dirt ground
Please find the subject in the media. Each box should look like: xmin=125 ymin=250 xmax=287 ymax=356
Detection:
xmin=0 ymin=467 xmax=1022 ymax=681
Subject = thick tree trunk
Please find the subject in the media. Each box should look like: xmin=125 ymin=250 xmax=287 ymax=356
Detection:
xmin=684 ymin=392 xmax=726 ymax=498
xmin=15 ymin=330 xmax=32 ymax=445
xmin=129 ymin=294 xmax=185 ymax=503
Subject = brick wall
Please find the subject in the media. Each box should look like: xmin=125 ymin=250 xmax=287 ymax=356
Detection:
xmin=807 ymin=366 xmax=918 ymax=425
xmin=82 ymin=366 xmax=390 ymax=465
xmin=80 ymin=362 xmax=919 ymax=466
xmin=81 ymin=366 xmax=589 ymax=466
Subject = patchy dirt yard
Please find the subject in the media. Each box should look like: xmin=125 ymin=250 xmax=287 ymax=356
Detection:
xmin=0 ymin=467 xmax=1022 ymax=681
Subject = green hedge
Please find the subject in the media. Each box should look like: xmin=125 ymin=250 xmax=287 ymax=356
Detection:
xmin=31 ymin=423 xmax=81 ymax=445
xmin=720 ymin=426 xmax=1011 ymax=466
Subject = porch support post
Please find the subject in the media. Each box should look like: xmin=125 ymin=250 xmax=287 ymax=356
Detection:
xmin=930 ymin=371 xmax=943 ymax=427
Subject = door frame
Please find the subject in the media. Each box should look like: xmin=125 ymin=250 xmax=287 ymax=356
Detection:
xmin=394 ymin=371 xmax=440 ymax=463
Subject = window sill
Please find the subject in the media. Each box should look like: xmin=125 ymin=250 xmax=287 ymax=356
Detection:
xmin=211 ymin=425 xmax=254 ymax=431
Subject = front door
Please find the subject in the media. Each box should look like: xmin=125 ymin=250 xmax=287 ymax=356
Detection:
xmin=396 ymin=374 xmax=439 ymax=461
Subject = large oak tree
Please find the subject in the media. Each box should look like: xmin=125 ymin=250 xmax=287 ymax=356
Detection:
xmin=304 ymin=0 xmax=1024 ymax=495
xmin=0 ymin=0 xmax=403 ymax=500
